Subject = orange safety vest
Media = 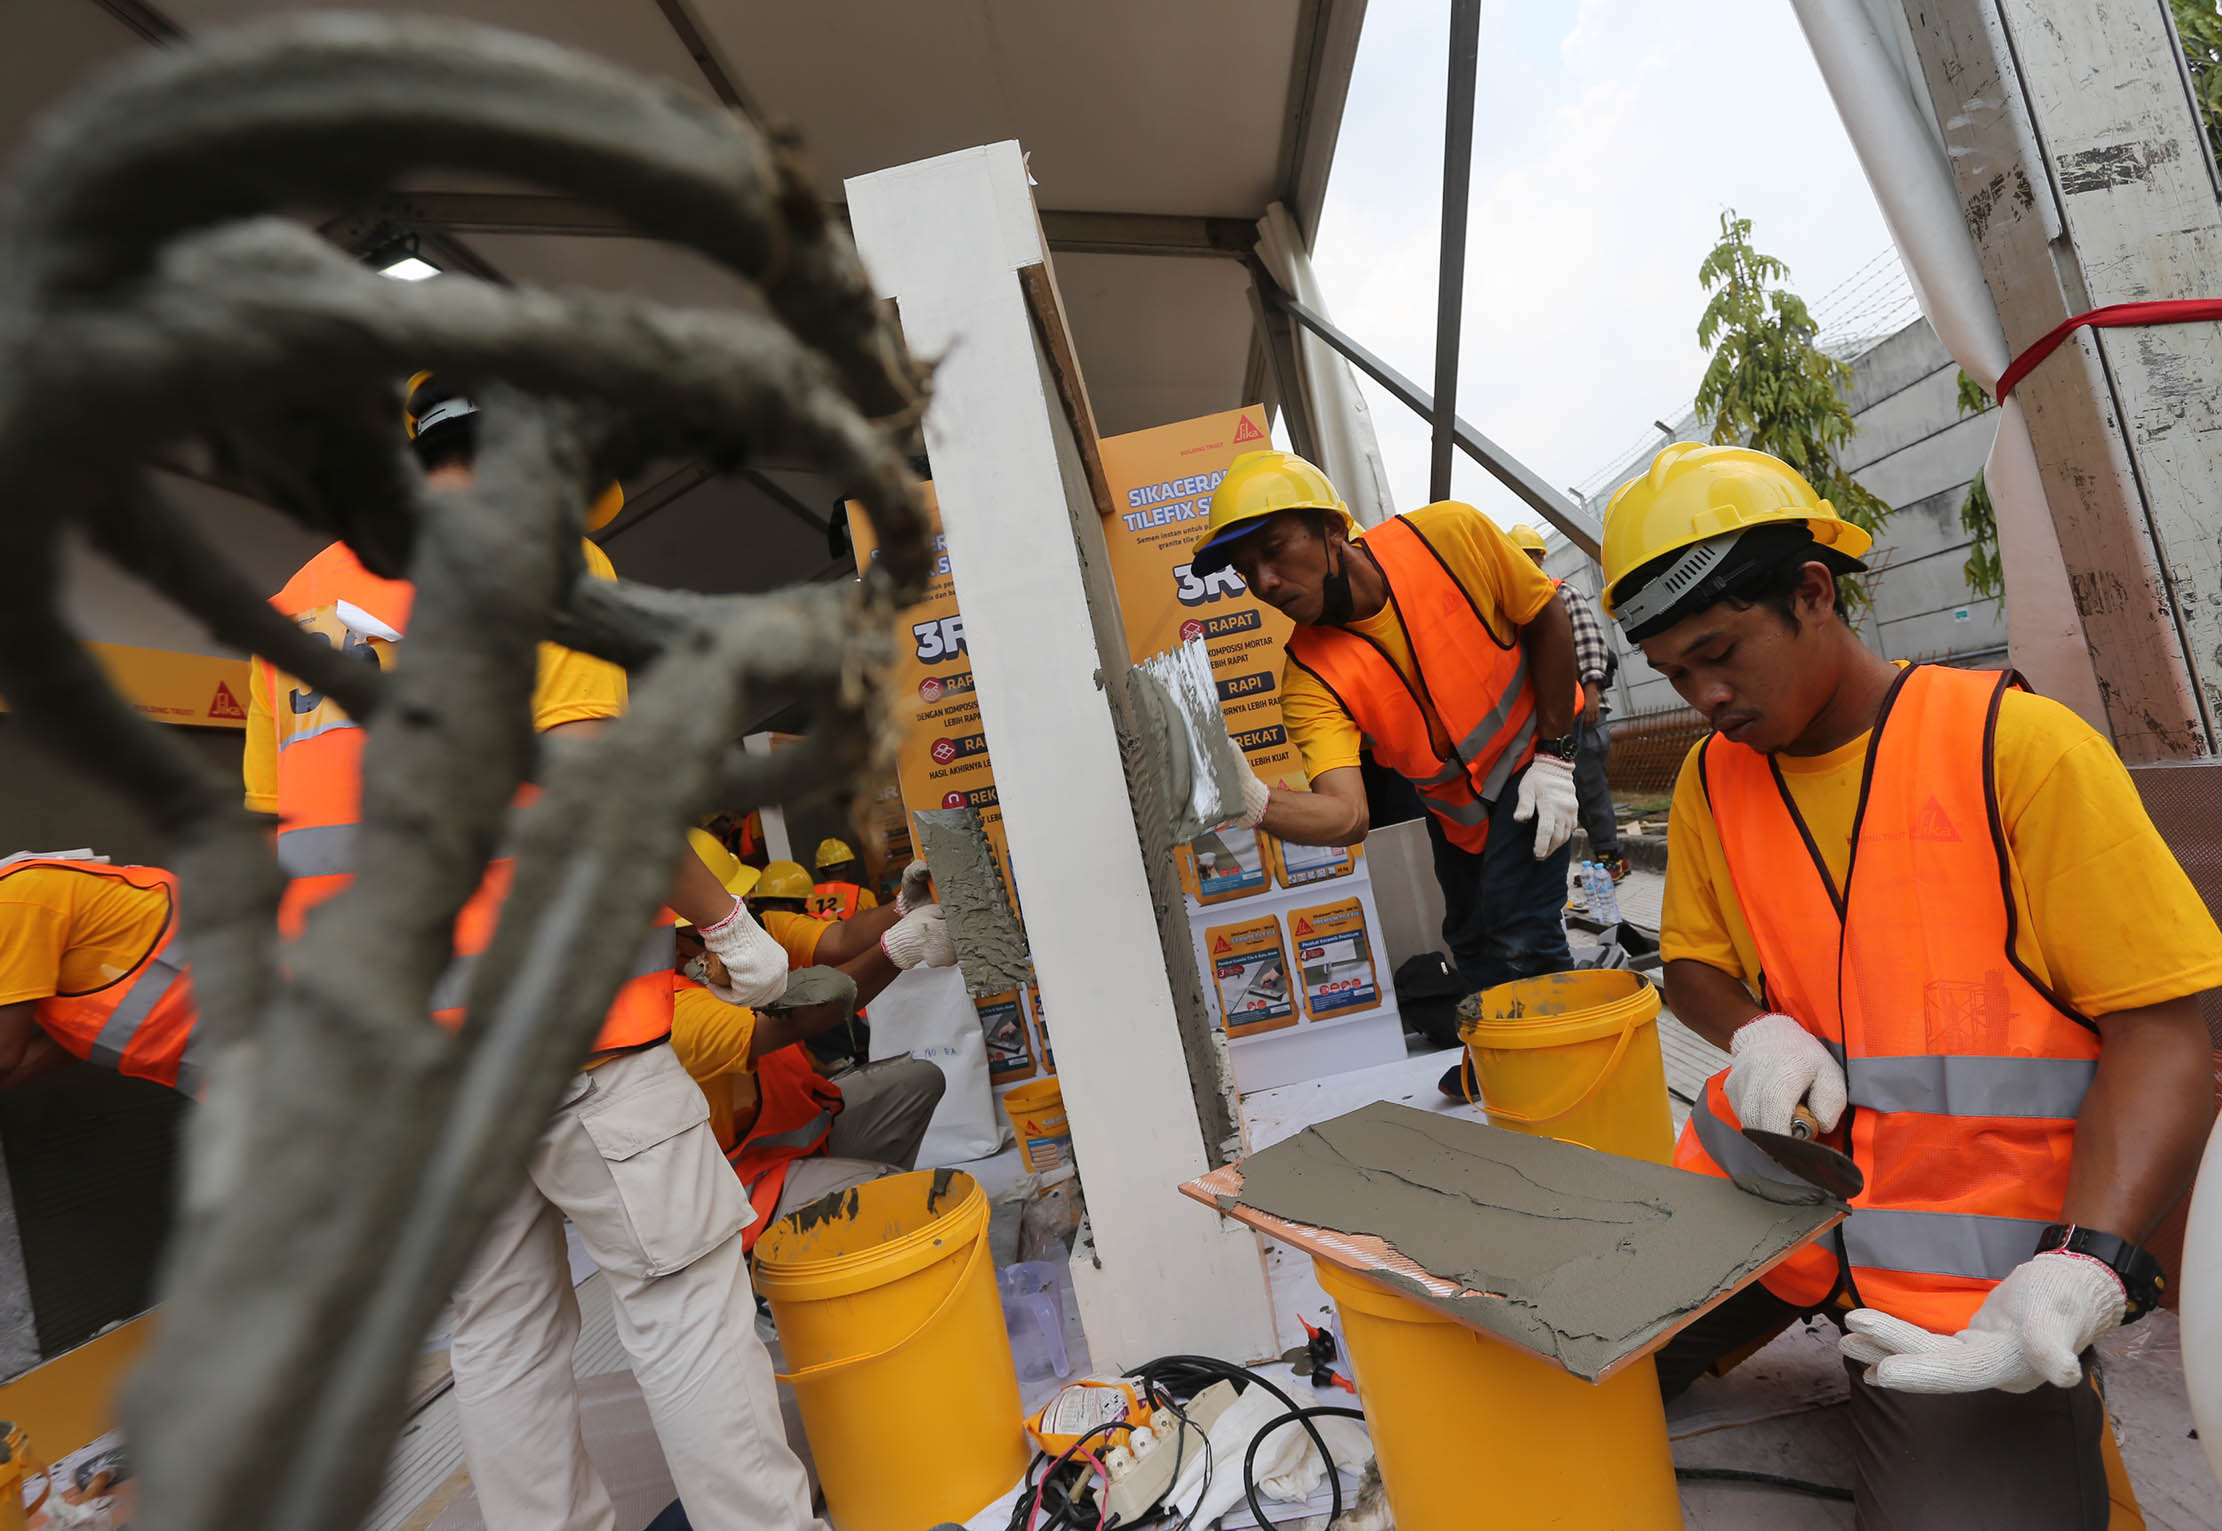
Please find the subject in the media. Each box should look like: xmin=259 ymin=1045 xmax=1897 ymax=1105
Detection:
xmin=1674 ymin=664 xmax=2100 ymax=1331
xmin=1285 ymin=515 xmax=1573 ymax=852
xmin=728 ymin=1041 xmax=845 ymax=1254
xmin=809 ymin=881 xmax=867 ymax=921
xmin=6 ymin=860 xmax=199 ymax=1093
xmin=266 ymin=543 xmax=674 ymax=1050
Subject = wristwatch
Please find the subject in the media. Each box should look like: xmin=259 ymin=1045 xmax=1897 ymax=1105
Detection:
xmin=1534 ymin=732 xmax=1578 ymax=762
xmin=2035 ymin=1224 xmax=2166 ymax=1321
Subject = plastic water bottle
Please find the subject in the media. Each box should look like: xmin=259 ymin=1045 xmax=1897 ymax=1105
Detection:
xmin=1584 ymin=861 xmax=1622 ymax=926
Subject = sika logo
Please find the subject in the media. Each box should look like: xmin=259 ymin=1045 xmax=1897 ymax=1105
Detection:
xmin=1292 ymin=917 xmax=1313 ymax=937
xmin=1213 ymin=935 xmax=1233 ymax=954
xmin=1232 ymin=415 xmax=1264 ymax=444
xmin=919 ymin=676 xmax=943 ymax=702
xmin=1180 ymin=619 xmax=1206 ymax=643
xmin=207 ymin=680 xmax=247 ymax=720
xmin=1912 ymin=796 xmax=1961 ymax=842
xmin=942 ymin=791 xmax=966 ymax=808
xmin=931 ymin=737 xmax=958 ymax=765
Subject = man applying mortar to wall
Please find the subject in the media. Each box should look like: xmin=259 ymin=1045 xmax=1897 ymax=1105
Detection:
xmin=244 ymin=374 xmax=821 ymax=1531
xmin=1192 ymin=450 xmax=1583 ymax=1101
xmin=1607 ymin=442 xmax=2221 ymax=1528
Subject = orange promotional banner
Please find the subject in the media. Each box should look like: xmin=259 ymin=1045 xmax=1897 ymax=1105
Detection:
xmin=0 ymin=642 xmax=251 ymax=730
xmin=1096 ymin=406 xmax=1303 ymax=789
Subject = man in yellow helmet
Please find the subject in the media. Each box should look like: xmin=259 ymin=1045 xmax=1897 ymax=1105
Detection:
xmin=1192 ymin=450 xmax=1580 ymax=1098
xmin=809 ymin=837 xmax=878 ymax=920
xmin=1608 ymin=442 xmax=2218 ymax=1527
xmin=1508 ymin=522 xmax=1627 ymax=882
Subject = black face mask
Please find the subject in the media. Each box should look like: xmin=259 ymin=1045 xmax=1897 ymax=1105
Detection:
xmin=1318 ymin=537 xmax=1357 ymax=625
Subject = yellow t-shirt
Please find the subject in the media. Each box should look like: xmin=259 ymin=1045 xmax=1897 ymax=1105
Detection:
xmin=0 ymin=865 xmax=173 ymax=1005
xmin=760 ymin=909 xmax=830 ymax=969
xmin=670 ymin=976 xmax=757 ymax=1148
xmin=1279 ymin=502 xmax=1560 ymax=780
xmin=244 ymin=540 xmax=629 ymax=814
xmin=1663 ymin=685 xmax=2222 ymax=1018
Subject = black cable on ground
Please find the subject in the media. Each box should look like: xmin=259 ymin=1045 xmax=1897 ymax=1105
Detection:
xmin=1239 ymin=1406 xmax=1366 ymax=1531
xmin=1132 ymin=1355 xmax=1348 ymax=1528
xmin=1675 ymin=1465 xmax=1854 ymax=1502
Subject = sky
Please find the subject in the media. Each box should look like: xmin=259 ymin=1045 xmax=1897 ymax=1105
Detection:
xmin=1305 ymin=0 xmax=1898 ymax=531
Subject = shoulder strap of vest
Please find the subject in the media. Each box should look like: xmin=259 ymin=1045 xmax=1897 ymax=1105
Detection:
xmin=1381 ymin=514 xmax=1514 ymax=649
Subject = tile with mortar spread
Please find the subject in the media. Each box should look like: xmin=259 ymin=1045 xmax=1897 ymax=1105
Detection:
xmin=1220 ymin=1100 xmax=1841 ymax=1381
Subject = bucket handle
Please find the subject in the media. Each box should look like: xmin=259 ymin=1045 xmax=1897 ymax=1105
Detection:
xmin=1466 ymin=1008 xmax=1640 ymax=1126
xmin=773 ymin=1221 xmax=989 ymax=1384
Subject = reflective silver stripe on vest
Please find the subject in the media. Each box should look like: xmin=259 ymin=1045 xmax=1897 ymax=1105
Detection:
xmin=1847 ymin=1055 xmax=2095 ymax=1120
xmin=1689 ymin=1083 xmax=1818 ymax=1196
xmin=1477 ymin=711 xmax=1542 ymax=803
xmin=1841 ymin=1207 xmax=2052 ymax=1283
xmin=742 ymin=1111 xmax=836 ymax=1155
xmin=1410 ymin=652 xmax=1533 ymax=793
xmin=278 ymin=717 xmax=361 ymax=751
xmin=84 ymin=954 xmax=187 ymax=1074
xmin=276 ymin=823 xmax=358 ymax=879
xmin=428 ymin=921 xmax=675 ymax=1015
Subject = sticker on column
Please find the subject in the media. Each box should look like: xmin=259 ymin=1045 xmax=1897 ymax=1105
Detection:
xmin=1290 ymin=897 xmax=1380 ymax=1020
xmin=1025 ymin=983 xmax=1054 ymax=1075
xmin=1206 ymin=914 xmax=1297 ymax=1036
xmin=1184 ymin=825 xmax=1268 ymax=903
xmin=1269 ymin=835 xmax=1358 ymax=888
xmin=977 ymin=989 xmax=1035 ymax=1083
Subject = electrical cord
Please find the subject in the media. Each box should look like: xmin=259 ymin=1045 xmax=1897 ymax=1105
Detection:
xmin=1009 ymin=1420 xmax=1130 ymax=1531
xmin=1674 ymin=1466 xmax=1854 ymax=1502
xmin=1132 ymin=1356 xmax=1351 ymax=1528
xmin=1238 ymin=1406 xmax=1366 ymax=1530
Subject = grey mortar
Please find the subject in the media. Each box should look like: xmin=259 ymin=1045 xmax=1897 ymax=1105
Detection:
xmin=916 ymin=805 xmax=1034 ymax=996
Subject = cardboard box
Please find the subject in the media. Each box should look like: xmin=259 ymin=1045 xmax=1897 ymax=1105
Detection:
xmin=1205 ymin=915 xmax=1297 ymax=1037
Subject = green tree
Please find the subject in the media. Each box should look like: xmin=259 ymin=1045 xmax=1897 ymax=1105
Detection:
xmin=1953 ymin=372 xmax=2004 ymax=602
xmin=2173 ymin=0 xmax=2222 ymax=165
xmin=1694 ymin=211 xmax=1891 ymax=609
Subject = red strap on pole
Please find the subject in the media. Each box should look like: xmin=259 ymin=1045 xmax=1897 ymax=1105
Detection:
xmin=1995 ymin=298 xmax=2222 ymax=401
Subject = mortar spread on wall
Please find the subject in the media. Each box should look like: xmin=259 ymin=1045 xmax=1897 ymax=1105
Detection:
xmin=1223 ymin=1101 xmax=1840 ymax=1381
xmin=915 ymin=805 xmax=1033 ymax=997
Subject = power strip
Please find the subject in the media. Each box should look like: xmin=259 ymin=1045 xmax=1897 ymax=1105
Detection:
xmin=1098 ymin=1381 xmax=1237 ymax=1526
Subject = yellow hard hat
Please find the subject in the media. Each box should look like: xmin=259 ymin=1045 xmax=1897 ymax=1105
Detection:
xmin=408 ymin=371 xmax=623 ymax=530
xmin=586 ymin=482 xmax=625 ymax=532
xmin=1507 ymin=524 xmax=1547 ymax=555
xmin=753 ymin=860 xmax=815 ymax=902
xmin=814 ymin=837 xmax=857 ymax=870
xmin=1601 ymin=442 xmax=1872 ymax=625
xmin=675 ymin=829 xmax=762 ymax=926
xmin=1189 ymin=450 xmax=1358 ymax=575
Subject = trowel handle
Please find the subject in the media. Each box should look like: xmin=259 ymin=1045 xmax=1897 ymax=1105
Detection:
xmin=1790 ymin=1106 xmax=1820 ymax=1141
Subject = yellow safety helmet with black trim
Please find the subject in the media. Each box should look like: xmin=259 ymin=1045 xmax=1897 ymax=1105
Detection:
xmin=1189 ymin=450 xmax=1358 ymax=576
xmin=752 ymin=860 xmax=816 ymax=903
xmin=1602 ymin=443 xmax=1872 ymax=639
xmin=1506 ymin=523 xmax=1547 ymax=555
xmin=814 ymin=837 xmax=857 ymax=870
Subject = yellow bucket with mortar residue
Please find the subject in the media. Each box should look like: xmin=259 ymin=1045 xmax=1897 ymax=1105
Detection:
xmin=1001 ymin=1075 xmax=1070 ymax=1172
xmin=1458 ymin=968 xmax=1674 ymax=1164
xmin=754 ymin=1170 xmax=1027 ymax=1531
xmin=1315 ymin=1260 xmax=1683 ymax=1531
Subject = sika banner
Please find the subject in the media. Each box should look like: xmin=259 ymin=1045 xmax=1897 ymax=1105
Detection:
xmin=1097 ymin=405 xmax=1304 ymax=789
xmin=848 ymin=485 xmax=1043 ymax=1082
xmin=0 ymin=642 xmax=251 ymax=730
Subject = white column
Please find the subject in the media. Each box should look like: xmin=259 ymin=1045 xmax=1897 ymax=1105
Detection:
xmin=847 ymin=143 xmax=1276 ymax=1367
xmin=740 ymin=733 xmax=793 ymax=863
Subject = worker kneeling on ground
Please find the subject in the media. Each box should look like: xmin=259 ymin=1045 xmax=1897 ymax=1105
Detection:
xmin=245 ymin=374 xmax=817 ymax=1531
xmin=1192 ymin=450 xmax=1582 ymax=1100
xmin=808 ymin=836 xmax=877 ymax=920
xmin=673 ymin=839 xmax=952 ymax=1247
xmin=1610 ymin=442 xmax=2221 ymax=1529
xmin=0 ymin=851 xmax=197 ymax=1094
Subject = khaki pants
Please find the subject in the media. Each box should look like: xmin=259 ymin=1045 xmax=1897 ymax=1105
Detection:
xmin=449 ymin=1045 xmax=823 ymax=1531
xmin=770 ymin=1056 xmax=946 ymax=1222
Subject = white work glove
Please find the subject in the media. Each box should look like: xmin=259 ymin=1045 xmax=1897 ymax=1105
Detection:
xmin=1841 ymin=1252 xmax=2126 ymax=1393
xmin=696 ymin=898 xmax=789 ymax=1007
xmin=894 ymin=858 xmax=935 ymax=916
xmin=1724 ymin=1012 xmax=1847 ymax=1137
xmin=1513 ymin=754 xmax=1578 ymax=858
xmin=1234 ymin=772 xmax=1272 ymax=830
xmin=880 ymin=905 xmax=956 ymax=970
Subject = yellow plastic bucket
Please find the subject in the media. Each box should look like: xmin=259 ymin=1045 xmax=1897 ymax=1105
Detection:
xmin=1001 ymin=1076 xmax=1070 ymax=1172
xmin=1458 ymin=968 xmax=1674 ymax=1164
xmin=754 ymin=1170 xmax=1028 ymax=1531
xmin=1315 ymin=1260 xmax=1683 ymax=1530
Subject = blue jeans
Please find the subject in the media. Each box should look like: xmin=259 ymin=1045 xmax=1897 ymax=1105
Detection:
xmin=1423 ymin=763 xmax=1573 ymax=996
xmin=1576 ymin=717 xmax=1619 ymax=857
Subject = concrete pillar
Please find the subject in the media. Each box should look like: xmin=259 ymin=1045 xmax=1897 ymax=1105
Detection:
xmin=1901 ymin=0 xmax=2222 ymax=760
xmin=846 ymin=142 xmax=1276 ymax=1367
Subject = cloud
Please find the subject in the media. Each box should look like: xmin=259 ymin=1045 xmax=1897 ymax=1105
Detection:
xmin=1310 ymin=0 xmax=1894 ymax=534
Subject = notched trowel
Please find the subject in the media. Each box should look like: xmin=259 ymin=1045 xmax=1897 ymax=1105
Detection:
xmin=1737 ymin=1106 xmax=1863 ymax=1204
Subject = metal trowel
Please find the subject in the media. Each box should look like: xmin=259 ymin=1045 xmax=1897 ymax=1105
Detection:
xmin=1740 ymin=1105 xmax=1864 ymax=1200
